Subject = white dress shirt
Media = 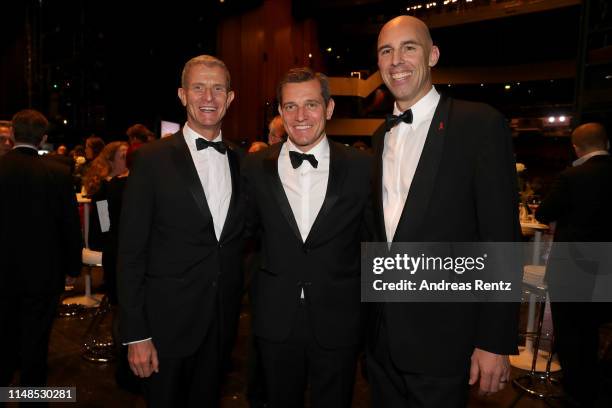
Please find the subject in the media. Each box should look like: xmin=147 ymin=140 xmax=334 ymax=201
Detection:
xmin=183 ymin=123 xmax=232 ymax=241
xmin=382 ymin=86 xmax=440 ymax=242
xmin=278 ymin=137 xmax=330 ymax=243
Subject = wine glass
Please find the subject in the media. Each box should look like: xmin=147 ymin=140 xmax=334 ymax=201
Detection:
xmin=527 ymin=196 xmax=541 ymax=222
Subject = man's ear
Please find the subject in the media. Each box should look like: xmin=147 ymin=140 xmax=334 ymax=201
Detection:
xmin=40 ymin=134 xmax=48 ymax=147
xmin=326 ymin=98 xmax=335 ymax=120
xmin=178 ymin=88 xmax=187 ymax=107
xmin=226 ymin=90 xmax=235 ymax=108
xmin=429 ymin=45 xmax=440 ymax=68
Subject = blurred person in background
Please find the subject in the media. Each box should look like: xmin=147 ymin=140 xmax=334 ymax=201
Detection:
xmin=82 ymin=142 xmax=129 ymax=251
xmin=267 ymin=115 xmax=286 ymax=145
xmin=0 ymin=120 xmax=14 ymax=156
xmin=0 ymin=109 xmax=82 ymax=389
xmin=75 ymin=136 xmax=105 ymax=192
xmin=126 ymin=123 xmax=154 ymax=167
xmin=248 ymin=141 xmax=268 ymax=153
xmin=536 ymin=122 xmax=612 ymax=407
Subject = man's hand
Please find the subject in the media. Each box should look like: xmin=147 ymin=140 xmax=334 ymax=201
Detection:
xmin=128 ymin=340 xmax=159 ymax=378
xmin=468 ymin=348 xmax=510 ymax=395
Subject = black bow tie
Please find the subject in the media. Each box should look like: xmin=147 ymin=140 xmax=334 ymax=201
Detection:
xmin=195 ymin=138 xmax=226 ymax=154
xmin=385 ymin=109 xmax=413 ymax=131
xmin=289 ymin=150 xmax=318 ymax=169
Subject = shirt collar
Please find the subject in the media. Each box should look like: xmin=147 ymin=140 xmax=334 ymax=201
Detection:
xmin=393 ymin=86 xmax=440 ymax=129
xmin=572 ymin=150 xmax=610 ymax=167
xmin=13 ymin=143 xmax=38 ymax=151
xmin=183 ymin=123 xmax=222 ymax=148
xmin=284 ymin=135 xmax=330 ymax=160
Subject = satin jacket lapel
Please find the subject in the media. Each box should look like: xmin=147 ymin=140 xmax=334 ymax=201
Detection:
xmin=219 ymin=146 xmax=240 ymax=243
xmin=393 ymin=95 xmax=451 ymax=242
xmin=305 ymin=141 xmax=347 ymax=246
xmin=264 ymin=144 xmax=302 ymax=242
xmin=170 ymin=131 xmax=214 ymax=224
xmin=372 ymin=123 xmax=388 ymax=242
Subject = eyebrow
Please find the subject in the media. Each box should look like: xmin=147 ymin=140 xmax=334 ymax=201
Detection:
xmin=377 ymin=40 xmax=419 ymax=53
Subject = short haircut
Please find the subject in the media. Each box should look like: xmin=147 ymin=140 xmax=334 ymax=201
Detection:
xmin=572 ymin=122 xmax=609 ymax=151
xmin=181 ymin=55 xmax=231 ymax=91
xmin=12 ymin=109 xmax=48 ymax=145
xmin=277 ymin=67 xmax=331 ymax=106
xmin=126 ymin=123 xmax=154 ymax=143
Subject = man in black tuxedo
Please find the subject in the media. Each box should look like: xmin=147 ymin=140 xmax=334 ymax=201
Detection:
xmin=367 ymin=16 xmax=521 ymax=407
xmin=536 ymin=122 xmax=612 ymax=407
xmin=117 ymin=55 xmax=244 ymax=407
xmin=0 ymin=109 xmax=82 ymax=387
xmin=242 ymin=68 xmax=372 ymax=408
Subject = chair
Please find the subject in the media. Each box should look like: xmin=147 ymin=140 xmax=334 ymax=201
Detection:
xmin=510 ymin=265 xmax=563 ymax=403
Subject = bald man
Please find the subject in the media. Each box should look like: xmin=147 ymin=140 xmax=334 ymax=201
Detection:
xmin=368 ymin=16 xmax=521 ymax=406
xmin=536 ymin=123 xmax=612 ymax=406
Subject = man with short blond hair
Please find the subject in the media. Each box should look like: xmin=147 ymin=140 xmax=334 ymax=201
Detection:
xmin=118 ymin=55 xmax=244 ymax=407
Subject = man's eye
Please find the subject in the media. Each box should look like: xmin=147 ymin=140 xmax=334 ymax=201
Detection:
xmin=380 ymin=49 xmax=391 ymax=56
xmin=306 ymin=102 xmax=318 ymax=109
xmin=284 ymin=105 xmax=296 ymax=111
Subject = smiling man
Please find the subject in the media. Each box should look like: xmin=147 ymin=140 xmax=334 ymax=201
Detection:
xmin=118 ymin=55 xmax=245 ymax=407
xmin=242 ymin=68 xmax=373 ymax=408
xmin=367 ymin=16 xmax=521 ymax=407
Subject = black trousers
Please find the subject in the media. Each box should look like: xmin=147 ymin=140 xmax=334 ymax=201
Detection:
xmin=256 ymin=303 xmax=358 ymax=408
xmin=550 ymin=301 xmax=612 ymax=407
xmin=143 ymin=318 xmax=220 ymax=408
xmin=366 ymin=320 xmax=470 ymax=408
xmin=0 ymin=293 xmax=58 ymax=387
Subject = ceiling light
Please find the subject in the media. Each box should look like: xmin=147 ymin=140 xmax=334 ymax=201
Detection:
xmin=548 ymin=116 xmax=555 ymax=123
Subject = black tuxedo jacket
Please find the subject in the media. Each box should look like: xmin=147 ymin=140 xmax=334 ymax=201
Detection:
xmin=242 ymin=141 xmax=372 ymax=348
xmin=536 ymin=154 xmax=612 ymax=242
xmin=0 ymin=147 xmax=82 ymax=296
xmin=536 ymin=154 xmax=612 ymax=295
xmin=371 ymin=95 xmax=521 ymax=375
xmin=117 ymin=132 xmax=245 ymax=358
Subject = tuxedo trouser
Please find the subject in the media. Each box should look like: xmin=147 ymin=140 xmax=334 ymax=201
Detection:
xmin=143 ymin=317 xmax=220 ymax=408
xmin=0 ymin=293 xmax=58 ymax=388
xmin=366 ymin=320 xmax=469 ymax=408
xmin=256 ymin=301 xmax=358 ymax=408
xmin=550 ymin=301 xmax=612 ymax=407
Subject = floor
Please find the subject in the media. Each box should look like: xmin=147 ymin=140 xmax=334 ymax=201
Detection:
xmin=7 ymin=267 xmax=612 ymax=407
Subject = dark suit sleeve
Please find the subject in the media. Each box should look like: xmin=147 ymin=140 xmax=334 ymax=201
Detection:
xmin=473 ymin=110 xmax=521 ymax=355
xmin=241 ymin=155 xmax=261 ymax=240
xmin=117 ymin=151 xmax=155 ymax=343
xmin=361 ymin=154 xmax=376 ymax=242
xmin=535 ymin=172 xmax=569 ymax=224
